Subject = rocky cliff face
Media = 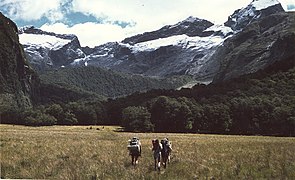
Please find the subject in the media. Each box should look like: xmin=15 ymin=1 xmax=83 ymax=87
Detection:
xmin=213 ymin=11 xmax=295 ymax=82
xmin=224 ymin=0 xmax=284 ymax=31
xmin=0 ymin=13 xmax=39 ymax=111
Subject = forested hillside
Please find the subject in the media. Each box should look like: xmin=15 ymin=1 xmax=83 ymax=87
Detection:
xmin=1 ymin=9 xmax=294 ymax=136
xmin=106 ymin=56 xmax=295 ymax=136
xmin=40 ymin=66 xmax=192 ymax=99
xmin=3 ymin=55 xmax=294 ymax=136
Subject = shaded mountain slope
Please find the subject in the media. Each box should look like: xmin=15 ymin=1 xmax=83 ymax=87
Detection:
xmin=0 ymin=12 xmax=39 ymax=113
xmin=213 ymin=11 xmax=295 ymax=82
xmin=40 ymin=66 xmax=192 ymax=98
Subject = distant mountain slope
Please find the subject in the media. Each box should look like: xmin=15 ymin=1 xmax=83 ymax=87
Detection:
xmin=19 ymin=26 xmax=84 ymax=72
xmin=76 ymin=17 xmax=232 ymax=80
xmin=122 ymin=16 xmax=214 ymax=44
xmin=19 ymin=17 xmax=232 ymax=82
xmin=107 ymin=55 xmax=295 ymax=135
xmin=213 ymin=11 xmax=295 ymax=82
xmin=40 ymin=66 xmax=192 ymax=98
xmin=224 ymin=0 xmax=284 ymax=31
xmin=19 ymin=0 xmax=294 ymax=85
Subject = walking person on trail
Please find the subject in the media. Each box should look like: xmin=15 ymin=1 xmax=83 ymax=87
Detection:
xmin=152 ymin=139 xmax=162 ymax=171
xmin=127 ymin=137 xmax=141 ymax=166
xmin=161 ymin=138 xmax=172 ymax=168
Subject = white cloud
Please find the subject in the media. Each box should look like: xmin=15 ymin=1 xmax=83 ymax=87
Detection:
xmin=67 ymin=0 xmax=252 ymax=46
xmin=41 ymin=22 xmax=127 ymax=47
xmin=70 ymin=0 xmax=250 ymax=29
xmin=2 ymin=0 xmax=294 ymax=47
xmin=0 ymin=0 xmax=65 ymax=22
xmin=2 ymin=0 xmax=294 ymax=25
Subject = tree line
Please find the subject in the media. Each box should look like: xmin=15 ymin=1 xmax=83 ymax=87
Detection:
xmin=106 ymin=59 xmax=295 ymax=136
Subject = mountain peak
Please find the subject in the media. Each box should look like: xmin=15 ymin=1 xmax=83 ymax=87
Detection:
xmin=183 ymin=16 xmax=202 ymax=23
xmin=19 ymin=26 xmax=84 ymax=72
xmin=122 ymin=16 xmax=213 ymax=45
xmin=173 ymin=16 xmax=208 ymax=28
xmin=224 ymin=0 xmax=284 ymax=31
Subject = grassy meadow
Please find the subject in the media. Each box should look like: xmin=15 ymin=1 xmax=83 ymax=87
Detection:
xmin=0 ymin=124 xmax=295 ymax=179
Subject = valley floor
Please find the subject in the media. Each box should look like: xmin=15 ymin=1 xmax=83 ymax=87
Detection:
xmin=1 ymin=124 xmax=294 ymax=179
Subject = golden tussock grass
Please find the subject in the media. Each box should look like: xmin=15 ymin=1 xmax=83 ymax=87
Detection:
xmin=0 ymin=125 xmax=294 ymax=179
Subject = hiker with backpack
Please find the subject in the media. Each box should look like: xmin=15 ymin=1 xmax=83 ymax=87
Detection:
xmin=152 ymin=139 xmax=162 ymax=171
xmin=127 ymin=137 xmax=141 ymax=165
xmin=161 ymin=138 xmax=172 ymax=168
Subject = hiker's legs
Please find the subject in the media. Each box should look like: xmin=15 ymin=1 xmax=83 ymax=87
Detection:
xmin=161 ymin=152 xmax=168 ymax=168
xmin=154 ymin=153 xmax=161 ymax=171
xmin=135 ymin=155 xmax=138 ymax=165
xmin=157 ymin=155 xmax=161 ymax=170
xmin=131 ymin=155 xmax=135 ymax=165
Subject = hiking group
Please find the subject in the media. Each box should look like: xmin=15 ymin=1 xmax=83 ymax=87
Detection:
xmin=127 ymin=137 xmax=172 ymax=171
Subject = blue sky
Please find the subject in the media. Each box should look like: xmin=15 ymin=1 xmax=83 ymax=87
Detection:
xmin=1 ymin=0 xmax=294 ymax=47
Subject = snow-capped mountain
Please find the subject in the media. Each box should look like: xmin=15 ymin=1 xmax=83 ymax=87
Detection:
xmin=71 ymin=17 xmax=232 ymax=79
xmin=224 ymin=0 xmax=284 ymax=31
xmin=20 ymin=16 xmax=232 ymax=81
xmin=122 ymin=16 xmax=215 ymax=45
xmin=19 ymin=26 xmax=85 ymax=72
xmin=19 ymin=0 xmax=295 ymax=83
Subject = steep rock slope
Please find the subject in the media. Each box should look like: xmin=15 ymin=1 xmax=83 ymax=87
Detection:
xmin=213 ymin=10 xmax=295 ymax=82
xmin=224 ymin=0 xmax=284 ymax=31
xmin=0 ymin=13 xmax=39 ymax=111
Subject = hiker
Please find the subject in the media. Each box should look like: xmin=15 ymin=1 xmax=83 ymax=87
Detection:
xmin=152 ymin=139 xmax=162 ymax=171
xmin=127 ymin=137 xmax=141 ymax=165
xmin=161 ymin=138 xmax=172 ymax=168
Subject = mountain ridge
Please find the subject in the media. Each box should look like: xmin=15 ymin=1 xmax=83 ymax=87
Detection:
xmin=19 ymin=26 xmax=84 ymax=72
xmin=19 ymin=17 xmax=230 ymax=80
xmin=18 ymin=0 xmax=295 ymax=84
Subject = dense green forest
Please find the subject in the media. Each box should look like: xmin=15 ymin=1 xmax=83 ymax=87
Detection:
xmin=1 ymin=57 xmax=294 ymax=136
xmin=40 ymin=66 xmax=193 ymax=99
xmin=107 ymin=60 xmax=295 ymax=136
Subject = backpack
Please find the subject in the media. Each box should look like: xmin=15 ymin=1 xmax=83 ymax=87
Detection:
xmin=127 ymin=137 xmax=141 ymax=154
xmin=152 ymin=139 xmax=158 ymax=149
xmin=161 ymin=139 xmax=172 ymax=153
xmin=152 ymin=139 xmax=162 ymax=152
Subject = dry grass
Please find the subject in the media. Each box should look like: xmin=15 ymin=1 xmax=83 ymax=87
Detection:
xmin=1 ymin=124 xmax=294 ymax=179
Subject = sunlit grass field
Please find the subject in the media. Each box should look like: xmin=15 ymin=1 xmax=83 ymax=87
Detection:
xmin=1 ymin=124 xmax=294 ymax=179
